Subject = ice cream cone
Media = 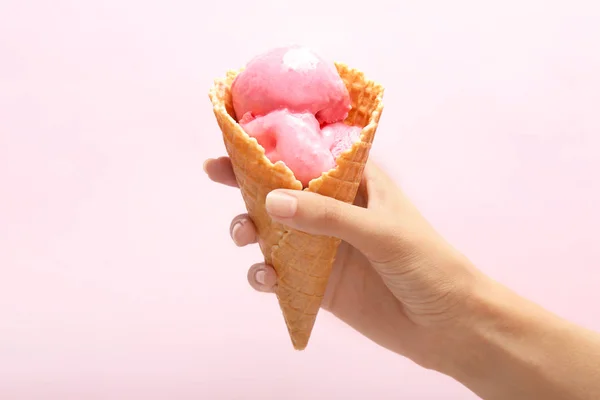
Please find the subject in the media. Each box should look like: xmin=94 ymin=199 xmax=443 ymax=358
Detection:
xmin=208 ymin=62 xmax=384 ymax=350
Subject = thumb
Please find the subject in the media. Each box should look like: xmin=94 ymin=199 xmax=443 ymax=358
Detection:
xmin=265 ymin=189 xmax=399 ymax=262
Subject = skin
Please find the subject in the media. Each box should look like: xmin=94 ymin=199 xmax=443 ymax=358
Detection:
xmin=204 ymin=156 xmax=600 ymax=400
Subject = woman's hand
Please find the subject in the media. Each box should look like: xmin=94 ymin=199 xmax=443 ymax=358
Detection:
xmin=204 ymin=155 xmax=600 ymax=400
xmin=203 ymin=156 xmax=484 ymax=367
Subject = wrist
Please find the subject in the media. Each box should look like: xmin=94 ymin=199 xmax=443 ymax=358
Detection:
xmin=425 ymin=275 xmax=600 ymax=400
xmin=419 ymin=277 xmax=537 ymax=399
xmin=428 ymin=277 xmax=522 ymax=377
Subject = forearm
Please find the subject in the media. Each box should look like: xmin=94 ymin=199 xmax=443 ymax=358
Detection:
xmin=437 ymin=278 xmax=600 ymax=400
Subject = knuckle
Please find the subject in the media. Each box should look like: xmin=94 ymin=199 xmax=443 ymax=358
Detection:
xmin=320 ymin=202 xmax=343 ymax=224
xmin=366 ymin=222 xmax=410 ymax=264
xmin=230 ymin=213 xmax=252 ymax=231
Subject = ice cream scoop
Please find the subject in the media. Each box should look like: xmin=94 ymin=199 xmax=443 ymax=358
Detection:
xmin=232 ymin=45 xmax=352 ymax=124
xmin=231 ymin=45 xmax=362 ymax=186
xmin=240 ymin=109 xmax=336 ymax=186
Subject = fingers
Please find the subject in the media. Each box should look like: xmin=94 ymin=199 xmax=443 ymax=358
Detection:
xmin=265 ymin=189 xmax=400 ymax=263
xmin=226 ymin=213 xmax=276 ymax=293
xmin=203 ymin=156 xmax=239 ymax=188
xmin=247 ymin=263 xmax=277 ymax=293
xmin=229 ymin=214 xmax=258 ymax=247
xmin=227 ymin=214 xmax=277 ymax=293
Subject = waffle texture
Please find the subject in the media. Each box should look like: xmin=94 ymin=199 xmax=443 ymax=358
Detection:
xmin=208 ymin=62 xmax=384 ymax=350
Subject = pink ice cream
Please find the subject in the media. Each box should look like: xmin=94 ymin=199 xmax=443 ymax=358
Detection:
xmin=231 ymin=45 xmax=362 ymax=186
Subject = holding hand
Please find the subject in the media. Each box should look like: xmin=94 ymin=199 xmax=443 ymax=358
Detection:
xmin=204 ymin=156 xmax=484 ymax=367
xmin=204 ymin=154 xmax=600 ymax=400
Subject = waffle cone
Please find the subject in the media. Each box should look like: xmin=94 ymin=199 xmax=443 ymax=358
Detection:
xmin=208 ymin=62 xmax=384 ymax=350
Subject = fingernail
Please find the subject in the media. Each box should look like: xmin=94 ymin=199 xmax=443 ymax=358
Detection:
xmin=255 ymin=269 xmax=266 ymax=285
xmin=231 ymin=221 xmax=243 ymax=246
xmin=202 ymin=159 xmax=210 ymax=173
xmin=265 ymin=191 xmax=298 ymax=218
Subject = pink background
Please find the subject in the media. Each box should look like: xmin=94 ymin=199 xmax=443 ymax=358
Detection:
xmin=1 ymin=0 xmax=599 ymax=399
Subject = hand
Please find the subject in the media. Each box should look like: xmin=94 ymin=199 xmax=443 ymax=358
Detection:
xmin=204 ymin=156 xmax=485 ymax=366
xmin=205 ymin=155 xmax=600 ymax=400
